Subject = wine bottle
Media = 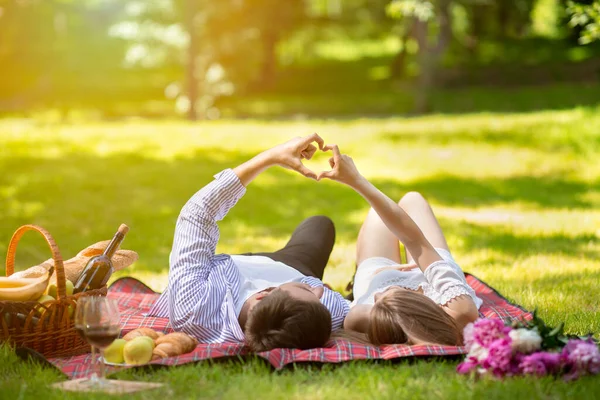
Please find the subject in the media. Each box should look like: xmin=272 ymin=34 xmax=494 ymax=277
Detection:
xmin=73 ymin=224 xmax=129 ymax=293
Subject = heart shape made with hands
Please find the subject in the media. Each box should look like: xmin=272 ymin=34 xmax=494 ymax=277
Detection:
xmin=289 ymin=134 xmax=340 ymax=180
xmin=301 ymin=146 xmax=334 ymax=179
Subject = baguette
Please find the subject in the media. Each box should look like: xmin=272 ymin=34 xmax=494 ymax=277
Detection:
xmin=8 ymin=241 xmax=138 ymax=284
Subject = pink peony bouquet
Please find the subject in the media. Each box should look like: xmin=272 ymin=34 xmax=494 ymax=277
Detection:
xmin=457 ymin=315 xmax=600 ymax=381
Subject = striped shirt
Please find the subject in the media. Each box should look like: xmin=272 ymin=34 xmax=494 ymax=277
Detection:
xmin=148 ymin=169 xmax=350 ymax=343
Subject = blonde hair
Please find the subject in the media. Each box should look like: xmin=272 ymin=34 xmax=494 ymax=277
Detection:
xmin=368 ymin=288 xmax=463 ymax=346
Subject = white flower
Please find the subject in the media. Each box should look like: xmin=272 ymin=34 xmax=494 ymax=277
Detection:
xmin=468 ymin=342 xmax=489 ymax=362
xmin=463 ymin=322 xmax=475 ymax=351
xmin=509 ymin=328 xmax=542 ymax=354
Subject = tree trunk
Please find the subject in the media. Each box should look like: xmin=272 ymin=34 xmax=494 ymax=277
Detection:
xmin=515 ymin=1 xmax=534 ymax=38
xmin=259 ymin=31 xmax=278 ymax=87
xmin=497 ymin=0 xmax=511 ymax=38
xmin=185 ymin=0 xmax=199 ymax=121
xmin=468 ymin=4 xmax=486 ymax=54
xmin=414 ymin=0 xmax=452 ymax=114
xmin=415 ymin=49 xmax=435 ymax=113
xmin=471 ymin=4 xmax=485 ymax=38
xmin=390 ymin=27 xmax=412 ymax=80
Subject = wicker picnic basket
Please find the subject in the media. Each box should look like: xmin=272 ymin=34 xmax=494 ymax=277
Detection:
xmin=0 ymin=225 xmax=107 ymax=358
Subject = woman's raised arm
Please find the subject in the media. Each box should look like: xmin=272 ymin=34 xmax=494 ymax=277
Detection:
xmin=317 ymin=144 xmax=442 ymax=272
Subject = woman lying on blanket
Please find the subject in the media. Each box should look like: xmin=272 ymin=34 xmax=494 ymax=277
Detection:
xmin=318 ymin=145 xmax=482 ymax=346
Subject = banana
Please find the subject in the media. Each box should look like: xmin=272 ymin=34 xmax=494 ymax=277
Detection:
xmin=0 ymin=267 xmax=54 ymax=301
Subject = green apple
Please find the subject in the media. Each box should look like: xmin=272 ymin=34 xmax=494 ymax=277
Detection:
xmin=36 ymin=294 xmax=55 ymax=304
xmin=46 ymin=283 xmax=57 ymax=298
xmin=65 ymin=280 xmax=74 ymax=296
xmin=137 ymin=335 xmax=156 ymax=350
xmin=34 ymin=294 xmax=55 ymax=315
xmin=47 ymin=279 xmax=74 ymax=298
xmin=123 ymin=336 xmax=154 ymax=365
xmin=104 ymin=338 xmax=126 ymax=364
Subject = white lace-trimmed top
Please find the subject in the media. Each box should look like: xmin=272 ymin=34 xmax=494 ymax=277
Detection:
xmin=351 ymin=248 xmax=483 ymax=309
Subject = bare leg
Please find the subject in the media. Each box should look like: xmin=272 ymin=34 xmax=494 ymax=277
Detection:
xmin=356 ymin=208 xmax=402 ymax=266
xmin=398 ymin=191 xmax=449 ymax=263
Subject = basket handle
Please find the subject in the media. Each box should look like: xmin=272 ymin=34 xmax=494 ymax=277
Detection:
xmin=5 ymin=225 xmax=67 ymax=300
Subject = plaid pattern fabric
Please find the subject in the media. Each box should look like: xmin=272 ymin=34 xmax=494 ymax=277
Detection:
xmin=49 ymin=274 xmax=532 ymax=379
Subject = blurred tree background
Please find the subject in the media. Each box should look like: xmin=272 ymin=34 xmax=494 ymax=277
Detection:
xmin=0 ymin=0 xmax=599 ymax=119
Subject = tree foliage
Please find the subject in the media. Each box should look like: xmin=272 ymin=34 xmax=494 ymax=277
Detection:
xmin=0 ymin=0 xmax=598 ymax=116
xmin=111 ymin=0 xmax=307 ymax=118
xmin=0 ymin=0 xmax=126 ymax=109
xmin=387 ymin=0 xmax=435 ymax=21
xmin=568 ymin=0 xmax=600 ymax=43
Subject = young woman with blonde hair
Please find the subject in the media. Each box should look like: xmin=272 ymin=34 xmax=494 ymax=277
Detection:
xmin=318 ymin=144 xmax=482 ymax=346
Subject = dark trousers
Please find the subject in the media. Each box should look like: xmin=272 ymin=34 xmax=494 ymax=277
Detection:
xmin=241 ymin=216 xmax=335 ymax=280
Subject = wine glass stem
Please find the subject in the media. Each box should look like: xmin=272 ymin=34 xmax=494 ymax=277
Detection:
xmin=99 ymin=349 xmax=107 ymax=381
xmin=90 ymin=346 xmax=99 ymax=383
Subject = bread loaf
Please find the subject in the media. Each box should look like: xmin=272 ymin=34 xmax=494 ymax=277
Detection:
xmin=152 ymin=332 xmax=198 ymax=360
xmin=68 ymin=240 xmax=138 ymax=282
xmin=8 ymin=241 xmax=138 ymax=284
xmin=123 ymin=328 xmax=161 ymax=341
xmin=152 ymin=342 xmax=184 ymax=360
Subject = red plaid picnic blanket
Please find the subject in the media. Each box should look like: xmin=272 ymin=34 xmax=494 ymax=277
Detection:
xmin=49 ymin=274 xmax=532 ymax=379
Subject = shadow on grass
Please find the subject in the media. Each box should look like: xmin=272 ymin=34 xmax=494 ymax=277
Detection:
xmin=378 ymin=128 xmax=600 ymax=156
xmin=0 ymin=149 xmax=367 ymax=273
xmin=530 ymin=270 xmax=600 ymax=301
xmin=441 ymin=220 xmax=599 ymax=259
xmin=219 ymin=83 xmax=600 ymax=118
xmin=375 ymin=174 xmax=598 ymax=210
xmin=0 ymin=148 xmax=597 ymax=274
xmin=480 ymin=269 xmax=600 ymax=336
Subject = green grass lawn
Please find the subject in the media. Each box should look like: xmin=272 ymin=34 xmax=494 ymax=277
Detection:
xmin=1 ymin=108 xmax=599 ymax=398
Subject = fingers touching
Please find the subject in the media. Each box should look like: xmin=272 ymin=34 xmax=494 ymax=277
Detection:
xmin=304 ymin=133 xmax=325 ymax=151
xmin=296 ymin=163 xmax=318 ymax=180
xmin=285 ymin=135 xmax=354 ymax=183
xmin=316 ymin=144 xmax=342 ymax=181
xmin=323 ymin=144 xmax=341 ymax=160
xmin=301 ymin=144 xmax=317 ymax=160
xmin=317 ymin=170 xmax=334 ymax=181
xmin=316 ymin=145 xmax=339 ymax=181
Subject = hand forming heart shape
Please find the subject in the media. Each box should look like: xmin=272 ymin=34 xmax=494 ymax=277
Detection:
xmin=276 ymin=133 xmax=327 ymax=180
xmin=277 ymin=134 xmax=358 ymax=185
xmin=299 ymin=144 xmax=334 ymax=180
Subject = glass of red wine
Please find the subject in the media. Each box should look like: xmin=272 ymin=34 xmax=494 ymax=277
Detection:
xmin=82 ymin=296 xmax=121 ymax=386
xmin=74 ymin=296 xmax=99 ymax=385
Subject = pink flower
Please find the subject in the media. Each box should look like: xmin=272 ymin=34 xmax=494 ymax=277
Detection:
xmin=472 ymin=318 xmax=511 ymax=347
xmin=482 ymin=338 xmax=514 ymax=377
xmin=518 ymin=352 xmax=561 ymax=376
xmin=541 ymin=352 xmax=562 ymax=373
xmin=520 ymin=355 xmax=546 ymax=376
xmin=457 ymin=357 xmax=479 ymax=375
xmin=561 ymin=339 xmax=600 ymax=381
